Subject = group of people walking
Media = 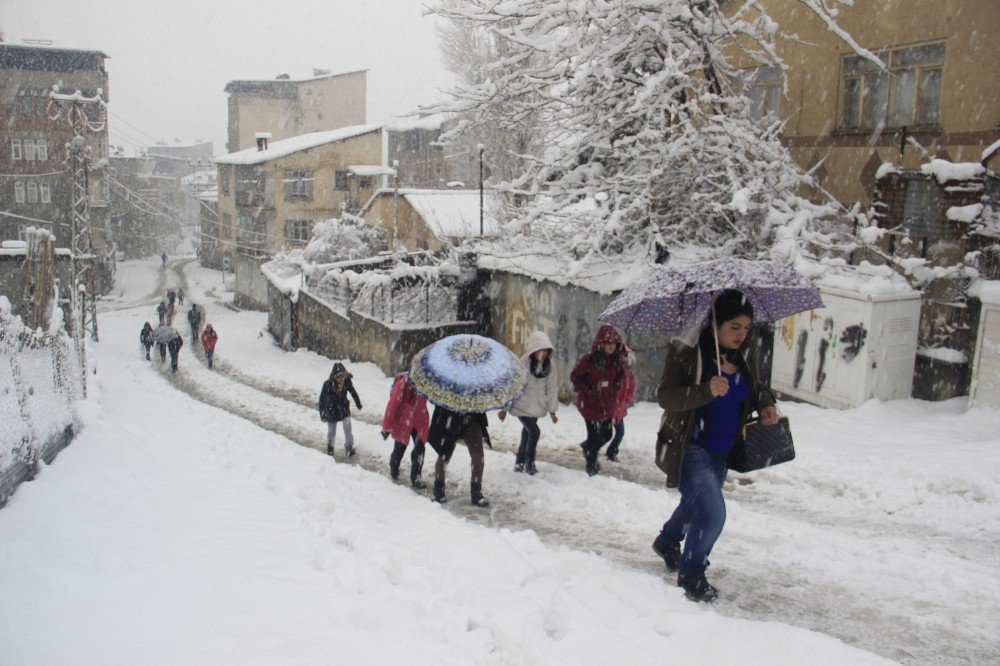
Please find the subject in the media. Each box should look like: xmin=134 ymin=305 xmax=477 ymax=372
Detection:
xmin=317 ymin=289 xmax=778 ymax=603
xmin=140 ymin=289 xmax=218 ymax=373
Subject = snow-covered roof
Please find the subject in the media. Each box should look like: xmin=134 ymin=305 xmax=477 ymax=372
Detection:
xmin=400 ymin=190 xmax=501 ymax=239
xmin=213 ymin=125 xmax=382 ymax=166
xmin=384 ymin=112 xmax=450 ymax=133
xmin=226 ymin=69 xmax=366 ymax=89
xmin=348 ymin=165 xmax=396 ymax=177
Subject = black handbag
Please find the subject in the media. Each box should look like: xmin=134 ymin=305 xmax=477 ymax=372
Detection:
xmin=728 ymin=416 xmax=795 ymax=473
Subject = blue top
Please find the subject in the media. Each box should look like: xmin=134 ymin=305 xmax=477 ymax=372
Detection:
xmin=692 ymin=369 xmax=751 ymax=453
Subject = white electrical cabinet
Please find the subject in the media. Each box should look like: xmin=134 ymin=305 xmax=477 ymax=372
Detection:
xmin=770 ymin=285 xmax=921 ymax=409
xmin=970 ymin=291 xmax=1000 ymax=409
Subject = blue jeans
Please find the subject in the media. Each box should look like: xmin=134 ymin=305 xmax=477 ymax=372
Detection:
xmin=516 ymin=417 xmax=540 ymax=465
xmin=660 ymin=445 xmax=728 ymax=576
xmin=606 ymin=419 xmax=625 ymax=458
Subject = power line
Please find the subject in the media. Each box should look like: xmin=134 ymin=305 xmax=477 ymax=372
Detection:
xmin=108 ymin=110 xmax=162 ymax=144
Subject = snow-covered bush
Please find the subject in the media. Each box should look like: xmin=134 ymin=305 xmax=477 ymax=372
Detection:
xmin=301 ymin=214 xmax=387 ymax=265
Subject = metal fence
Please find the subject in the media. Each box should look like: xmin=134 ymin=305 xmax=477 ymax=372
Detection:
xmin=309 ymin=273 xmax=462 ymax=325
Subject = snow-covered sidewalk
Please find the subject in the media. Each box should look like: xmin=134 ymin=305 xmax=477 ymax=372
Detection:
xmin=1 ymin=257 xmax=997 ymax=665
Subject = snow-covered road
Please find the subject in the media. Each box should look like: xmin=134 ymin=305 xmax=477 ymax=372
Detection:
xmin=2 ymin=257 xmax=997 ymax=665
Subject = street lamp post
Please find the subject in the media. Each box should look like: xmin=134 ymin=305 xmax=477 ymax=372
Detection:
xmin=478 ymin=144 xmax=485 ymax=236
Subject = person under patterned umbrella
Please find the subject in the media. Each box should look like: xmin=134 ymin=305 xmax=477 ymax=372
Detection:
xmin=410 ymin=334 xmax=526 ymax=507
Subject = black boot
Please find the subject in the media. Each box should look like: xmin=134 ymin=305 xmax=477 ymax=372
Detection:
xmin=470 ymin=482 xmax=490 ymax=507
xmin=677 ymin=573 xmax=718 ymax=602
xmin=433 ymin=480 xmax=447 ymax=503
xmin=389 ymin=442 xmax=405 ymax=481
xmin=652 ymin=536 xmax=681 ymax=573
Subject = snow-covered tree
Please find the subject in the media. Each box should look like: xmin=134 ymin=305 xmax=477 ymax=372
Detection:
xmin=300 ymin=214 xmax=387 ymax=265
xmin=429 ymin=0 xmax=875 ymax=268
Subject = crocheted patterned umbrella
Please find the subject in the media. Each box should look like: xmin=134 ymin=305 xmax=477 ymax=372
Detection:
xmin=409 ymin=334 xmax=527 ymax=413
xmin=599 ymin=257 xmax=823 ymax=337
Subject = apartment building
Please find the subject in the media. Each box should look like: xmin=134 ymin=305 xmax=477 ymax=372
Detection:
xmin=224 ymin=70 xmax=367 ymax=153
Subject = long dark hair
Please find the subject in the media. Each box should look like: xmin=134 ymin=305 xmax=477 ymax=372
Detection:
xmin=698 ymin=289 xmax=754 ymax=374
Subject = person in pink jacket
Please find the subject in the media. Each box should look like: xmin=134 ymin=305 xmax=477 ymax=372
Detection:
xmin=606 ymin=346 xmax=638 ymax=462
xmin=381 ymin=372 xmax=430 ymax=489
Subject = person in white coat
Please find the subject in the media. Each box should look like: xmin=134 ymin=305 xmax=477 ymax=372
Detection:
xmin=499 ymin=330 xmax=559 ymax=475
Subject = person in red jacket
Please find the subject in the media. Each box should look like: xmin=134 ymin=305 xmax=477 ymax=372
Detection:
xmin=606 ymin=346 xmax=638 ymax=462
xmin=381 ymin=372 xmax=430 ymax=488
xmin=570 ymin=324 xmax=625 ymax=476
xmin=200 ymin=324 xmax=218 ymax=369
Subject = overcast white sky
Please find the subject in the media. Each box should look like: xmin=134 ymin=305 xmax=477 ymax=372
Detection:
xmin=0 ymin=0 xmax=455 ymax=156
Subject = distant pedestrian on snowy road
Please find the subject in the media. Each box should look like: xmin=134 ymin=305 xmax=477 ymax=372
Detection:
xmin=498 ymin=330 xmax=559 ymax=476
xmin=318 ymin=363 xmax=362 ymax=457
xmin=156 ymin=300 xmax=167 ymax=325
xmin=187 ymin=303 xmax=202 ymax=344
xmin=161 ymin=252 xmax=167 ymax=268
xmin=166 ymin=333 xmax=183 ymax=373
xmin=139 ymin=322 xmax=154 ymax=361
xmin=200 ymin=324 xmax=218 ymax=369
xmin=177 ymin=287 xmax=184 ymax=306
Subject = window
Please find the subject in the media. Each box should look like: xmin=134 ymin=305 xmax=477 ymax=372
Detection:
xmin=284 ymin=219 xmax=313 ymax=244
xmin=37 ymin=139 xmax=48 ymax=162
xmin=283 ymin=169 xmax=314 ymax=200
xmin=733 ymin=67 xmax=782 ymax=123
xmin=24 ymin=139 xmax=36 ymax=161
xmin=358 ymin=176 xmax=374 ymax=189
xmin=27 ymin=182 xmax=39 ymax=203
xmin=40 ymin=183 xmax=51 ymax=203
xmin=15 ymin=182 xmax=25 ymax=203
xmin=335 ymin=170 xmax=350 ymax=191
xmin=11 ymin=139 xmax=22 ymax=161
xmin=841 ymin=43 xmax=944 ymax=130
xmin=220 ymin=165 xmax=231 ymax=197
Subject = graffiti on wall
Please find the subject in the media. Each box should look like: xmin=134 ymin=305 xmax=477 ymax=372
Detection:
xmin=840 ymin=325 xmax=867 ymax=363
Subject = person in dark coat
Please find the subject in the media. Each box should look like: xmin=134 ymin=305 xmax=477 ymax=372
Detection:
xmin=318 ymin=363 xmax=362 ymax=457
xmin=426 ymin=405 xmax=491 ymax=506
xmin=651 ymin=290 xmax=777 ymax=602
xmin=200 ymin=324 xmax=218 ymax=369
xmin=161 ymin=252 xmax=167 ymax=268
xmin=177 ymin=287 xmax=185 ymax=306
xmin=166 ymin=332 xmax=183 ymax=373
xmin=156 ymin=300 xmax=167 ymax=325
xmin=187 ymin=303 xmax=202 ymax=344
xmin=381 ymin=372 xmax=430 ymax=488
xmin=570 ymin=324 xmax=625 ymax=476
xmin=139 ymin=322 xmax=154 ymax=361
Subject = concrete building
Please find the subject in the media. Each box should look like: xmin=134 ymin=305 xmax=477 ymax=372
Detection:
xmin=213 ymin=125 xmax=383 ymax=260
xmin=108 ymin=154 xmax=159 ymax=259
xmin=0 ymin=44 xmax=111 ymax=262
xmin=224 ymin=70 xmax=367 ymax=153
xmin=740 ymin=0 xmax=999 ymax=210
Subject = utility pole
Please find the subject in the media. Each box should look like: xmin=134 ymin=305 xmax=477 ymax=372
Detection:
xmin=48 ymin=87 xmax=106 ymax=395
xmin=478 ymin=144 xmax=485 ymax=236
xmin=392 ymin=159 xmax=400 ymax=251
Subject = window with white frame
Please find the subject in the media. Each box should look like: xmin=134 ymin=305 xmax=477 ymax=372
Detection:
xmin=40 ymin=182 xmax=51 ymax=203
xmin=841 ymin=43 xmax=944 ymax=130
xmin=15 ymin=182 xmax=25 ymax=203
xmin=37 ymin=139 xmax=48 ymax=161
xmin=24 ymin=139 xmax=36 ymax=161
xmin=284 ymin=219 xmax=313 ymax=244
xmin=283 ymin=169 xmax=314 ymax=200
xmin=11 ymin=139 xmax=22 ymax=161
xmin=733 ymin=66 xmax=782 ymax=123
xmin=27 ymin=182 xmax=39 ymax=203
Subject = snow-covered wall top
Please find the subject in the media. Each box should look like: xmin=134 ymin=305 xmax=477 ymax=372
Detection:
xmin=213 ymin=125 xmax=382 ymax=166
xmin=969 ymin=279 xmax=1000 ymax=306
xmin=384 ymin=113 xmax=449 ymax=133
xmin=920 ymin=159 xmax=987 ymax=184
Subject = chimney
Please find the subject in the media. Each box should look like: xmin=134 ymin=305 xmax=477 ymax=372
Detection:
xmin=255 ymin=132 xmax=272 ymax=152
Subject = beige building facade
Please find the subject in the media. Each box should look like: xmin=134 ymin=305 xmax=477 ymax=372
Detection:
xmin=213 ymin=126 xmax=383 ymax=259
xmin=224 ymin=70 xmax=367 ymax=153
xmin=740 ymin=0 xmax=999 ymax=208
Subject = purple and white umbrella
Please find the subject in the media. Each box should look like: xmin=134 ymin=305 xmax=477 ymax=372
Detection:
xmin=598 ymin=257 xmax=823 ymax=337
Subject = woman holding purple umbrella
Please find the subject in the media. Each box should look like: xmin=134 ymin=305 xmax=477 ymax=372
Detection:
xmin=651 ymin=289 xmax=778 ymax=602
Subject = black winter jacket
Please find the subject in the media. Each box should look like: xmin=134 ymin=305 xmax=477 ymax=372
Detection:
xmin=426 ymin=406 xmax=491 ymax=457
xmin=319 ymin=363 xmax=362 ymax=422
